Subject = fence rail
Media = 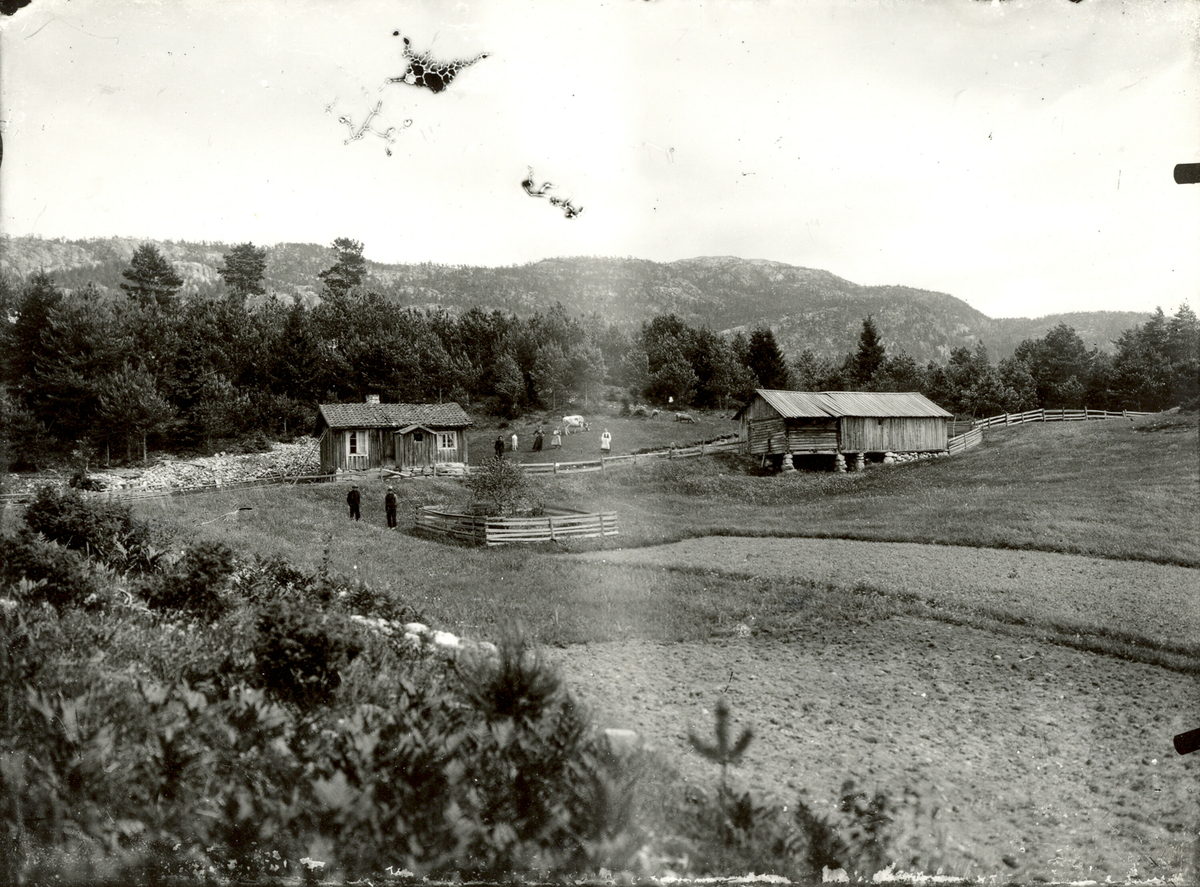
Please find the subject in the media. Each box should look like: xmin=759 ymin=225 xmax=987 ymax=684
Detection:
xmin=972 ymin=408 xmax=1152 ymax=430
xmin=513 ymin=437 xmax=742 ymax=476
xmin=946 ymin=426 xmax=983 ymax=455
xmin=414 ymin=506 xmax=618 ymax=546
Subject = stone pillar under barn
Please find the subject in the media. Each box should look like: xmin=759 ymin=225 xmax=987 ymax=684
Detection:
xmin=835 ymin=453 xmax=846 ymax=473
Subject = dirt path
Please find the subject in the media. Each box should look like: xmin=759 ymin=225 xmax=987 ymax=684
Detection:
xmin=550 ymin=537 xmax=1200 ymax=882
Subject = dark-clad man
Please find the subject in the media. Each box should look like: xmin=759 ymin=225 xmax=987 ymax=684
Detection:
xmin=347 ymin=484 xmax=361 ymax=521
xmin=385 ymin=486 xmax=398 ymax=528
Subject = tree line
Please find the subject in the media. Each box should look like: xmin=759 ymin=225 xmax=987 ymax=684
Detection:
xmin=2 ymin=239 xmax=1195 ymax=468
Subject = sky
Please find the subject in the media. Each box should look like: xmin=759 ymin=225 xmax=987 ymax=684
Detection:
xmin=2 ymin=0 xmax=1198 ymax=319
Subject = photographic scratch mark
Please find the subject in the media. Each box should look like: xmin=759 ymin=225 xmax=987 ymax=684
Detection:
xmin=340 ymin=101 xmax=411 ymax=155
xmin=643 ymin=143 xmax=675 ymax=164
xmin=522 ymin=167 xmax=582 ymax=218
xmin=549 ymin=196 xmax=583 ymax=219
xmin=388 ymin=32 xmax=488 ymax=94
xmin=25 ymin=12 xmax=117 ymax=42
xmin=522 ymin=166 xmax=555 ymax=198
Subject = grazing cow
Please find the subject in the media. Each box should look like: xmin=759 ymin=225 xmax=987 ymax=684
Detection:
xmin=562 ymin=415 xmax=589 ymax=434
xmin=675 ymin=412 xmax=697 ymax=423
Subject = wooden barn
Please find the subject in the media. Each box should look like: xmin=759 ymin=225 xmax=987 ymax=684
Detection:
xmin=315 ymin=400 xmax=472 ymax=474
xmin=736 ymin=390 xmax=952 ymax=465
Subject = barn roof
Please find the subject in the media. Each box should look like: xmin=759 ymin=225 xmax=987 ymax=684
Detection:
xmin=317 ymin=402 xmax=472 ymax=431
xmin=742 ymin=390 xmax=952 ymax=419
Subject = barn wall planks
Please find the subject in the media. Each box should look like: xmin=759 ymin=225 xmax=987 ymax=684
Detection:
xmin=840 ymin=417 xmax=948 ymax=453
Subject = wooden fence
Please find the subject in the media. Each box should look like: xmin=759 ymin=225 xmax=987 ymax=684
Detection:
xmin=517 ymin=437 xmax=743 ymax=476
xmin=414 ymin=506 xmax=619 ymax=547
xmin=972 ymin=408 xmax=1152 ymax=430
xmin=946 ymin=426 xmax=983 ymax=455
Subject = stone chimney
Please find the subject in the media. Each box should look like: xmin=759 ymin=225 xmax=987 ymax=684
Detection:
xmin=365 ymin=394 xmax=380 ymax=404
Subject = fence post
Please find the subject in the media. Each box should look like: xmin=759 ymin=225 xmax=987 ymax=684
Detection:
xmin=553 ymin=462 xmax=558 ymax=475
xmin=1005 ymin=413 xmax=1010 ymax=427
xmin=601 ymin=457 xmax=606 ymax=473
xmin=549 ymin=516 xmax=556 ymax=542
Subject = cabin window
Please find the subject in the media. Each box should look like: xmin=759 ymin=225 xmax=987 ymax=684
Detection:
xmin=413 ymin=431 xmax=424 ymax=442
xmin=348 ymin=431 xmax=367 ymax=455
xmin=437 ymin=432 xmax=456 ymax=450
xmin=877 ymin=419 xmax=885 ymax=427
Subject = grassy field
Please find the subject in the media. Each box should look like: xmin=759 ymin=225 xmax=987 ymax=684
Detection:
xmin=131 ymin=413 xmax=1199 ymax=660
xmin=464 ymin=410 xmax=740 ymax=464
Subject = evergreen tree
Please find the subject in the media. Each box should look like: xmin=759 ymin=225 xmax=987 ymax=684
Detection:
xmin=95 ymin=363 xmax=175 ymax=462
xmin=119 ymin=243 xmax=184 ymax=308
xmin=317 ymin=237 xmax=367 ymax=299
xmin=219 ymin=242 xmax=269 ymax=299
xmin=853 ymin=315 xmax=887 ymax=387
xmin=746 ymin=326 xmax=791 ymax=390
xmin=791 ymin=349 xmax=840 ymax=392
xmin=8 ymin=270 xmax=63 ymax=388
xmin=492 ymin=350 xmax=525 ymax=416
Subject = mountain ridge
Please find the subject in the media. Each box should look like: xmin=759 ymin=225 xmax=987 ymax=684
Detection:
xmin=0 ymin=235 xmax=1151 ymax=363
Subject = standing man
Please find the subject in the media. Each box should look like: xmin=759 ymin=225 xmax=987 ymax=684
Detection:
xmin=600 ymin=428 xmax=612 ymax=454
xmin=347 ymin=484 xmax=361 ymax=521
xmin=385 ymin=486 xmax=398 ymax=529
xmin=495 ymin=435 xmax=505 ymax=458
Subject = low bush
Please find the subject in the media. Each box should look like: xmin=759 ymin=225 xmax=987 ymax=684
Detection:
xmin=22 ymin=485 xmax=167 ymax=573
xmin=252 ymin=594 xmax=365 ymax=710
xmin=0 ymin=529 xmax=106 ymax=611
xmin=140 ymin=540 xmax=236 ymax=619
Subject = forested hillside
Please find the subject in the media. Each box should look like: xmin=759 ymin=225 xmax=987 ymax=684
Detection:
xmin=2 ymin=238 xmax=1195 ymax=474
xmin=0 ymin=236 xmax=1148 ymax=363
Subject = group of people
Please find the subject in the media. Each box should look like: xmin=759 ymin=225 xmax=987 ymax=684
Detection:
xmin=346 ymin=484 xmax=398 ymax=528
xmin=494 ymin=427 xmax=611 ymax=456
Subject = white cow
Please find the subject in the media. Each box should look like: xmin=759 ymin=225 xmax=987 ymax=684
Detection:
xmin=562 ymin=415 xmax=590 ymax=435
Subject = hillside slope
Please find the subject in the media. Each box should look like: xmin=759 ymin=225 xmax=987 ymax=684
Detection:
xmin=0 ymin=236 xmax=1148 ymax=362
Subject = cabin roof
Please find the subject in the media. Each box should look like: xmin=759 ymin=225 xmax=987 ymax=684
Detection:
xmin=317 ymin=402 xmax=472 ymax=431
xmin=741 ymin=390 xmax=952 ymax=420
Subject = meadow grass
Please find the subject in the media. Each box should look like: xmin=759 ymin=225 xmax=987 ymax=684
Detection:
xmin=134 ymin=416 xmax=1198 ymax=667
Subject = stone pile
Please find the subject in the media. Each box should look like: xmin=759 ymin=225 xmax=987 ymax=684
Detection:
xmin=882 ymin=451 xmax=949 ymax=465
xmin=86 ymin=440 xmax=321 ymax=492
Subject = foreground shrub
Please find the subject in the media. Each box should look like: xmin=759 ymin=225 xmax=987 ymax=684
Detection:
xmin=0 ymin=529 xmax=106 ymax=611
xmin=22 ymin=485 xmax=166 ymax=573
xmin=140 ymin=541 xmax=236 ymax=619
xmin=252 ymin=595 xmax=364 ymax=710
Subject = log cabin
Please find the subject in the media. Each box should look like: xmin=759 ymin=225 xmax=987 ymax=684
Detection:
xmin=316 ymin=398 xmax=471 ymax=474
xmin=735 ymin=390 xmax=952 ymax=469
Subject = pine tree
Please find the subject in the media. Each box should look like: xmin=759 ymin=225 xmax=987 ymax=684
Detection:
xmin=853 ymin=315 xmax=886 ymax=387
xmin=219 ymin=242 xmax=268 ymax=299
xmin=317 ymin=237 xmax=366 ymax=299
xmin=746 ymin=327 xmax=791 ymax=390
xmin=119 ymin=243 xmax=184 ymax=308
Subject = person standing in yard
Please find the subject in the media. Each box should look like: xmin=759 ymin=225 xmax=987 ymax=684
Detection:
xmin=600 ymin=428 xmax=612 ymax=454
xmin=494 ymin=435 xmax=504 ymax=458
xmin=511 ymin=432 xmax=518 ymax=452
xmin=533 ymin=428 xmax=544 ymax=452
xmin=385 ymin=486 xmax=397 ymax=529
xmin=551 ymin=428 xmax=562 ymax=449
xmin=347 ymin=485 xmax=361 ymax=521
